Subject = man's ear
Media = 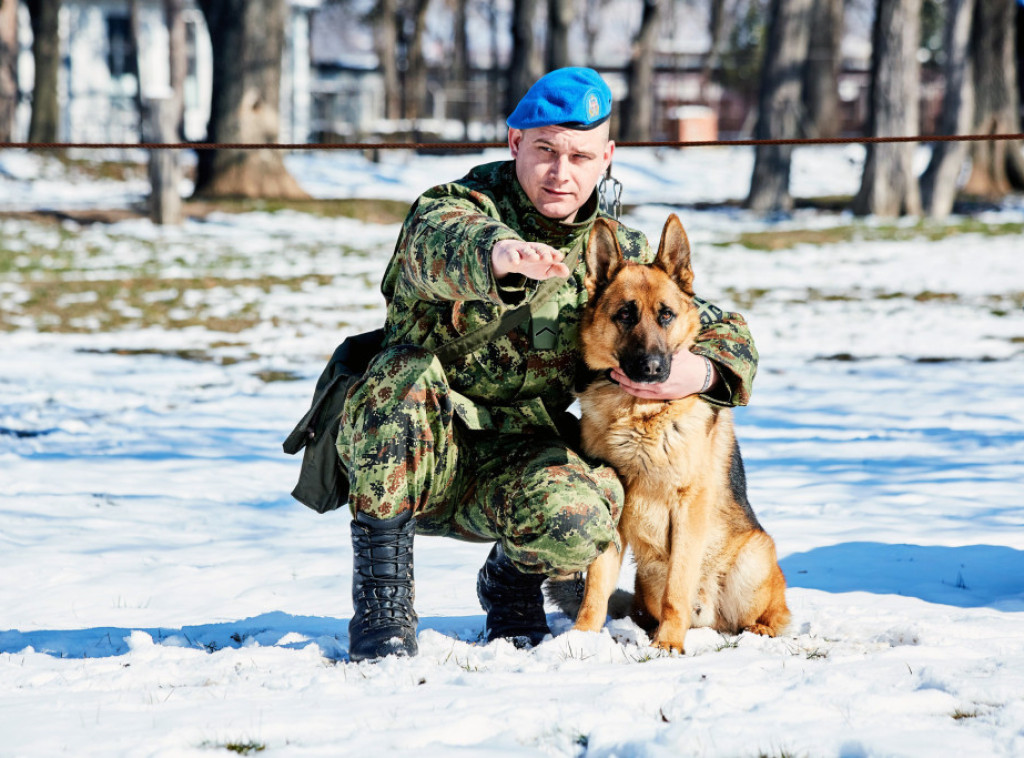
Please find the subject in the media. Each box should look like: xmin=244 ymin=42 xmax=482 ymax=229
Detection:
xmin=585 ymin=218 xmax=623 ymax=299
xmin=653 ymin=214 xmax=694 ymax=295
xmin=602 ymin=140 xmax=615 ymax=175
xmin=508 ymin=128 xmax=523 ymax=158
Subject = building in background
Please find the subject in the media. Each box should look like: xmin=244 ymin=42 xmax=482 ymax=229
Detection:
xmin=5 ymin=0 xmax=955 ymax=147
xmin=10 ymin=0 xmax=313 ymax=144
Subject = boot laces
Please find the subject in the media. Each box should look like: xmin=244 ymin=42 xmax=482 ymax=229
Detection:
xmin=352 ymin=529 xmax=415 ymax=630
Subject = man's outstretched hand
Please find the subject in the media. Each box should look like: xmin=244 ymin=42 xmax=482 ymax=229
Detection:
xmin=492 ymin=239 xmax=571 ymax=281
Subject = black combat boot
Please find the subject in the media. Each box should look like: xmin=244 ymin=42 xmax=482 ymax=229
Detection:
xmin=476 ymin=542 xmax=551 ymax=648
xmin=348 ymin=510 xmax=418 ymax=662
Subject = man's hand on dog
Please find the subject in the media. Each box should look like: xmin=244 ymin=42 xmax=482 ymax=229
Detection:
xmin=492 ymin=239 xmax=571 ymax=281
xmin=611 ymin=351 xmax=719 ymax=401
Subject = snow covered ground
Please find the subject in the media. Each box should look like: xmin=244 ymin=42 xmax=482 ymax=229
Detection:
xmin=1 ymin=145 xmax=1023 ymax=757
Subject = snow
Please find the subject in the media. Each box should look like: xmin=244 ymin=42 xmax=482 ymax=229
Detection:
xmin=2 ymin=145 xmax=1024 ymax=757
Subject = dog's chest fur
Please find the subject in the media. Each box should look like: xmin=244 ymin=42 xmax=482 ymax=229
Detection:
xmin=579 ymin=380 xmax=734 ymax=555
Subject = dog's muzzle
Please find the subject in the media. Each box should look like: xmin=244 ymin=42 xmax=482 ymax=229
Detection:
xmin=620 ymin=352 xmax=671 ymax=384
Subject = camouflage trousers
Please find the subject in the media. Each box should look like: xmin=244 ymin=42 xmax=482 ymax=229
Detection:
xmin=336 ymin=345 xmax=624 ymax=575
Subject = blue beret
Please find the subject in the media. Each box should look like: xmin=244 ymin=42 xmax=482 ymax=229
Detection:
xmin=507 ymin=67 xmax=612 ymax=131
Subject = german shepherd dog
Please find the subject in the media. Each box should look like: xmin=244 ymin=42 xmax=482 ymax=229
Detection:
xmin=568 ymin=215 xmax=790 ymax=653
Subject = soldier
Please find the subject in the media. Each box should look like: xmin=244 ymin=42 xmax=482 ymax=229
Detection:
xmin=337 ymin=67 xmax=758 ymax=662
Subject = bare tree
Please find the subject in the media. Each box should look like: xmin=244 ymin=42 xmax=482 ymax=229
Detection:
xmin=852 ymin=0 xmax=922 ymax=217
xmin=705 ymin=0 xmax=730 ymax=72
xmin=1018 ymin=3 xmax=1024 ymax=107
xmin=546 ymin=0 xmax=574 ymax=71
xmin=745 ymin=0 xmax=813 ymax=213
xmin=961 ymin=0 xmax=1024 ymax=197
xmin=146 ymin=0 xmax=188 ymax=225
xmin=621 ymin=0 xmax=661 ymax=141
xmin=129 ymin=0 xmax=145 ymax=139
xmin=0 ymin=0 xmax=18 ymax=141
xmin=717 ymin=0 xmax=769 ymax=110
xmin=802 ymin=0 xmax=842 ymax=138
xmin=25 ymin=0 xmax=61 ymax=143
xmin=369 ymin=0 xmax=431 ymax=125
xmin=451 ymin=0 xmax=469 ymax=135
xmin=701 ymin=0 xmax=736 ymax=101
xmin=582 ymin=0 xmax=613 ymax=64
xmin=919 ymin=0 xmax=975 ymax=218
xmin=402 ymin=0 xmax=431 ymax=122
xmin=505 ymin=0 xmax=542 ymax=116
xmin=165 ymin=0 xmax=187 ymax=139
xmin=373 ymin=0 xmax=401 ymax=120
xmin=486 ymin=0 xmax=502 ymax=127
xmin=194 ymin=0 xmax=308 ymax=199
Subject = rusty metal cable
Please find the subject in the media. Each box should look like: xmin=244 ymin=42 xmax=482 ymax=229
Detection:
xmin=1 ymin=133 xmax=1023 ymax=151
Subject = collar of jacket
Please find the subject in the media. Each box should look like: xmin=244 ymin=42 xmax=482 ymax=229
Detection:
xmin=500 ymin=161 xmax=600 ymax=250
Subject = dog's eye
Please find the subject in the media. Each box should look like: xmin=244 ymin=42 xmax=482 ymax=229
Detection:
xmin=613 ymin=302 xmax=639 ymax=327
xmin=658 ymin=307 xmax=676 ymax=327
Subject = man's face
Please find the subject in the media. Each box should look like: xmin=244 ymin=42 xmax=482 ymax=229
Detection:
xmin=509 ymin=124 xmax=615 ymax=222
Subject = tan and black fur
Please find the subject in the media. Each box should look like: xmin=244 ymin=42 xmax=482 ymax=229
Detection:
xmin=569 ymin=214 xmax=790 ymax=653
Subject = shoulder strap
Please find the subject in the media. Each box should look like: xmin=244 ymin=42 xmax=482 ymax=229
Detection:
xmin=433 ymin=234 xmax=586 ymax=365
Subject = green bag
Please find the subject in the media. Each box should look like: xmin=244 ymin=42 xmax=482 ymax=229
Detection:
xmin=282 ymin=328 xmax=385 ymax=513
xmin=283 ymin=237 xmax=584 ymax=514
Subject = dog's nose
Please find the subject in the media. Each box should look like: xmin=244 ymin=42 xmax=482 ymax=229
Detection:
xmin=623 ymin=353 xmax=670 ymax=383
xmin=641 ymin=355 xmax=666 ymax=378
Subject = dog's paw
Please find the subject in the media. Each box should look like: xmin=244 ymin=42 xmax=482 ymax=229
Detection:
xmin=651 ymin=618 xmax=690 ymax=653
xmin=571 ymin=619 xmax=606 ymax=634
xmin=652 ymin=637 xmax=685 ymax=654
xmin=573 ymin=606 xmax=610 ymax=634
xmin=652 ymin=627 xmax=687 ymax=654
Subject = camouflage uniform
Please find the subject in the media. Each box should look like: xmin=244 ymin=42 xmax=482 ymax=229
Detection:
xmin=337 ymin=160 xmax=758 ymax=576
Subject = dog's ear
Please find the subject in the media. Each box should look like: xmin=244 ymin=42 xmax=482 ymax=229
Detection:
xmin=653 ymin=214 xmax=694 ymax=295
xmin=585 ymin=218 xmax=624 ymax=298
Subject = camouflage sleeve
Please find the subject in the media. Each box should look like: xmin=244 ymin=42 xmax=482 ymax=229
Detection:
xmin=398 ymin=189 xmax=524 ymax=306
xmin=690 ymin=296 xmax=759 ymax=407
xmin=614 ymin=221 xmax=653 ymax=263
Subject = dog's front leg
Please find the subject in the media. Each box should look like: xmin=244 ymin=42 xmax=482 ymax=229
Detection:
xmin=573 ymin=541 xmax=623 ymax=633
xmin=653 ymin=508 xmax=705 ymax=653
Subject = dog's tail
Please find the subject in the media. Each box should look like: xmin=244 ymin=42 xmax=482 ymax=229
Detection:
xmin=543 ymin=575 xmax=634 ymax=621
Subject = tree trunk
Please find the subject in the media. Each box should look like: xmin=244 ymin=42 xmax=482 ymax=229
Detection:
xmin=962 ymin=0 xmax=1024 ymax=197
xmin=452 ymin=0 xmax=469 ymax=137
xmin=802 ymin=0 xmax=842 ymax=138
xmin=374 ymin=0 xmax=400 ymax=120
xmin=145 ymin=0 xmax=187 ymax=225
xmin=546 ymin=0 xmax=574 ymax=71
xmin=706 ymin=0 xmax=729 ymax=68
xmin=745 ymin=0 xmax=813 ymax=213
xmin=488 ymin=0 xmax=500 ymax=129
xmin=505 ymin=0 xmax=541 ymax=117
xmin=582 ymin=0 xmax=606 ymax=64
xmin=26 ymin=0 xmax=61 ymax=143
xmin=621 ymin=0 xmax=661 ymax=141
xmin=147 ymin=98 xmax=182 ymax=224
xmin=920 ymin=0 xmax=975 ymax=218
xmin=700 ymin=0 xmax=731 ymax=101
xmin=403 ymin=0 xmax=430 ymax=122
xmin=129 ymin=0 xmax=145 ymax=141
xmin=194 ymin=0 xmax=308 ymax=199
xmin=1018 ymin=2 xmax=1024 ymax=111
xmin=852 ymin=0 xmax=922 ymax=217
xmin=0 ymin=0 xmax=18 ymax=141
xmin=165 ymin=0 xmax=187 ymax=139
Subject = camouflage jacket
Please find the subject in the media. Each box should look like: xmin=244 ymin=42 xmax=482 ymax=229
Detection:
xmin=378 ymin=160 xmax=758 ymax=435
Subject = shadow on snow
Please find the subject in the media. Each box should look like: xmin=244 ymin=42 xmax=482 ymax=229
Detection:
xmin=0 ymin=611 xmax=485 ymax=661
xmin=6 ymin=543 xmax=1022 ymax=661
xmin=781 ymin=542 xmax=1024 ymax=610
